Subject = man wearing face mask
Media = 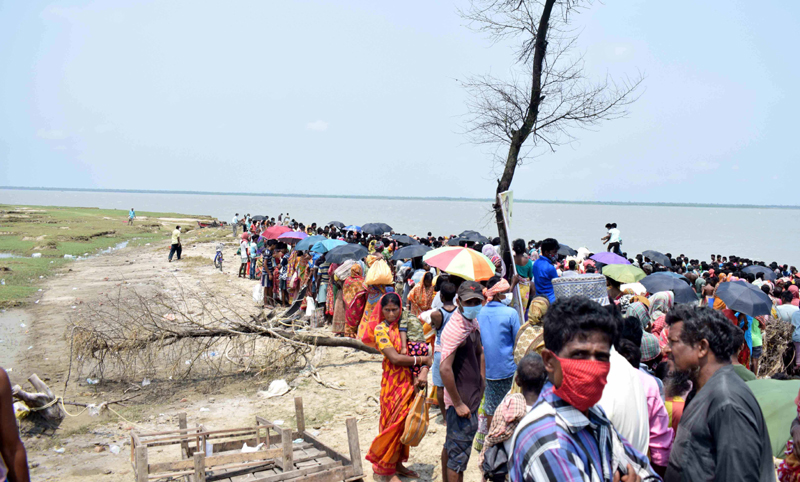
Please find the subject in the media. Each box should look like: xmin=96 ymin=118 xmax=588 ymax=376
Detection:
xmin=477 ymin=276 xmax=520 ymax=429
xmin=439 ymin=281 xmax=486 ymax=482
xmin=532 ymin=237 xmax=560 ymax=303
xmin=510 ymin=296 xmax=659 ymax=482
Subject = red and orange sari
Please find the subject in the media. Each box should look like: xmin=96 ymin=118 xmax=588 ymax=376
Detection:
xmin=407 ymin=282 xmax=434 ymax=317
xmin=343 ymin=265 xmax=368 ymax=338
xmin=365 ymin=296 xmax=415 ymax=477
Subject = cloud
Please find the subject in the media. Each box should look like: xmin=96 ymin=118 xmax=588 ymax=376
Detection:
xmin=37 ymin=129 xmax=67 ymax=140
xmin=732 ymin=165 xmax=739 ymax=170
xmin=306 ymin=120 xmax=329 ymax=132
xmin=614 ymin=46 xmax=629 ymax=56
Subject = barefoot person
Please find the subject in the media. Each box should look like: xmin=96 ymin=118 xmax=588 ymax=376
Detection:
xmin=366 ymin=293 xmax=432 ymax=481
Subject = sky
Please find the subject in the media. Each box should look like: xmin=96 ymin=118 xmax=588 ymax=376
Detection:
xmin=1 ymin=0 xmax=798 ymax=204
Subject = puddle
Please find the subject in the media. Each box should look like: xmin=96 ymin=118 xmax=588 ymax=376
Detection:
xmin=0 ymin=253 xmax=20 ymax=259
xmin=97 ymin=240 xmax=129 ymax=255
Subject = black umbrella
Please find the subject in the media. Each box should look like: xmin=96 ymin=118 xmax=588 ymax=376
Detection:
xmin=642 ymin=250 xmax=672 ymax=267
xmin=459 ymin=230 xmax=482 ymax=237
xmin=390 ymin=234 xmax=420 ymax=245
xmin=251 ymin=215 xmax=266 ymax=221
xmin=743 ymin=265 xmax=777 ymax=282
xmin=715 ymin=280 xmax=773 ymax=317
xmin=392 ymin=245 xmax=431 ymax=260
xmin=327 ymin=221 xmax=345 ymax=229
xmin=460 ymin=232 xmax=491 ymax=243
xmin=325 ymin=243 xmax=369 ymax=264
xmin=447 ymin=236 xmax=465 ymax=246
xmin=362 ymin=223 xmax=393 ymax=236
xmin=640 ymin=274 xmax=697 ymax=304
xmin=558 ymin=244 xmax=577 ymax=257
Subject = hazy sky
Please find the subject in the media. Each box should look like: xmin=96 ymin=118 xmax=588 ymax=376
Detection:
xmin=1 ymin=1 xmax=798 ymax=204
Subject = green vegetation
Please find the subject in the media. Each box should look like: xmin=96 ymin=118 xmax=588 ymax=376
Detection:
xmin=0 ymin=205 xmax=209 ymax=307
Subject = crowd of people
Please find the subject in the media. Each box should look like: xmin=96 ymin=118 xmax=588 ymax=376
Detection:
xmin=231 ymin=214 xmax=800 ymax=481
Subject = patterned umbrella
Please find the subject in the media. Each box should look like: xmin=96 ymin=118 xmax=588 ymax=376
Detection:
xmin=262 ymin=225 xmax=292 ymax=240
xmin=422 ymin=246 xmax=496 ymax=281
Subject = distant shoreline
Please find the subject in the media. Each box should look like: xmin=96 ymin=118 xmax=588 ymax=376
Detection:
xmin=2 ymin=185 xmax=799 ymax=210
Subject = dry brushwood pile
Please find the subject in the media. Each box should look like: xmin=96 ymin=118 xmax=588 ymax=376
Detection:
xmin=69 ymin=281 xmax=377 ymax=384
xmin=761 ymin=316 xmax=795 ymax=377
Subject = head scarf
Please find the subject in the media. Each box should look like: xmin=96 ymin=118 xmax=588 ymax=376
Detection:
xmin=789 ymin=285 xmax=799 ymax=298
xmin=526 ymin=297 xmax=550 ymax=326
xmin=482 ymin=244 xmax=507 ymax=278
xmin=627 ymin=302 xmax=650 ymax=330
xmin=483 ymin=278 xmax=510 ymax=302
xmin=649 ymin=291 xmax=674 ymax=321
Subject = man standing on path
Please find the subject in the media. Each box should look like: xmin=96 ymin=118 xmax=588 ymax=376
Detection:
xmin=477 ymin=276 xmax=520 ymax=428
xmin=532 ymin=238 xmax=559 ymax=303
xmin=128 ymin=207 xmax=135 ymax=225
xmin=663 ymin=305 xmax=775 ymax=481
xmin=232 ymin=213 xmax=239 ymax=237
xmin=168 ymin=226 xmax=182 ymax=262
xmin=439 ymin=281 xmax=486 ymax=482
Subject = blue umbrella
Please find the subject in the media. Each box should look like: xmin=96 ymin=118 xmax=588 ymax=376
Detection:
xmin=715 ymin=280 xmax=773 ymax=317
xmin=344 ymin=225 xmax=362 ymax=233
xmin=311 ymin=239 xmax=347 ymax=254
xmin=295 ymin=235 xmax=326 ymax=251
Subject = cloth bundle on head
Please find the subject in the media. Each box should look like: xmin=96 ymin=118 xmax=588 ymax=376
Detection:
xmin=483 ymin=278 xmax=510 ymax=302
xmin=551 ymin=274 xmax=610 ymax=306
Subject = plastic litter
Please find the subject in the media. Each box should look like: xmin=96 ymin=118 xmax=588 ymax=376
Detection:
xmin=273 ymin=420 xmax=284 ymax=426
xmin=19 ymin=323 xmax=25 ymax=328
xmin=257 ymin=380 xmax=290 ymax=399
xmin=308 ymin=429 xmax=320 ymax=436
xmin=87 ymin=404 xmax=100 ymax=417
xmin=141 ymin=378 xmax=151 ymax=387
xmin=31 ymin=253 xmax=42 ymax=258
xmin=252 ymin=284 xmax=262 ymax=303
xmin=205 ymin=440 xmax=213 ymax=456
xmin=86 ymin=378 xmax=99 ymax=385
xmin=241 ymin=442 xmax=265 ymax=453
xmin=293 ymin=438 xmax=304 ymax=444
xmin=53 ymin=448 xmax=65 ymax=454
xmin=0 ymin=280 xmax=4 ymax=285
xmin=199 ymin=407 xmax=210 ymax=412
xmin=64 ymin=254 xmax=74 ymax=259
xmin=109 ymin=445 xmax=120 ymax=455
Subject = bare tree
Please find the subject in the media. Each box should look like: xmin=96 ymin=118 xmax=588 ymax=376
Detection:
xmin=461 ymin=0 xmax=643 ymax=269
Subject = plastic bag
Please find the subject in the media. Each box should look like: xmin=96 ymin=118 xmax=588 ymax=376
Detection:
xmin=400 ymin=387 xmax=429 ymax=447
xmin=252 ymin=284 xmax=263 ymax=304
xmin=365 ymin=260 xmax=393 ymax=286
xmin=305 ymin=297 xmax=316 ymax=316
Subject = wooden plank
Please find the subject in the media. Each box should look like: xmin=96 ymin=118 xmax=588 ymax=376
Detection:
xmin=149 ymin=448 xmax=282 ymax=473
xmin=135 ymin=445 xmax=148 ymax=482
xmin=294 ymin=397 xmax=305 ymax=434
xmin=301 ymin=466 xmax=348 ymax=482
xmin=140 ymin=427 xmax=259 ymax=445
xmin=303 ymin=433 xmax=351 ymax=465
xmin=206 ymin=461 xmax=275 ymax=482
xmin=194 ymin=452 xmax=207 ymax=482
xmin=345 ymin=418 xmax=362 ymax=476
xmin=281 ymin=428 xmax=293 ymax=473
xmin=179 ymin=413 xmax=190 ymax=459
xmin=251 ymin=460 xmax=342 ymax=482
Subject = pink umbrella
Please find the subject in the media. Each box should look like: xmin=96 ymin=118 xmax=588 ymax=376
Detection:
xmin=262 ymin=225 xmax=292 ymax=240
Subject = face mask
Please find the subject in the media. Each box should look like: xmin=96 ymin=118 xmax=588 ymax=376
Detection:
xmin=501 ymin=293 xmax=513 ymax=305
xmin=552 ymin=354 xmax=610 ymax=412
xmin=461 ymin=304 xmax=482 ymax=320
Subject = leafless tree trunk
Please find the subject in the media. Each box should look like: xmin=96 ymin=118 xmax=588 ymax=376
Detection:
xmin=461 ymin=0 xmax=643 ymax=270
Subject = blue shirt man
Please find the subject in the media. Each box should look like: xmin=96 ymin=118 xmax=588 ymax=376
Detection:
xmin=531 ymin=238 xmax=560 ymax=303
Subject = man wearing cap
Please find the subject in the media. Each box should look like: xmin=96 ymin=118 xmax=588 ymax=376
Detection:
xmin=439 ymin=280 xmax=486 ymax=482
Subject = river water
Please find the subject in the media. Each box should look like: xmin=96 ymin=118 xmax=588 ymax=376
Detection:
xmin=2 ymin=189 xmax=798 ymax=265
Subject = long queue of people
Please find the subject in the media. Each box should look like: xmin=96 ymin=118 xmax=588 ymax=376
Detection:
xmin=228 ymin=214 xmax=800 ymax=481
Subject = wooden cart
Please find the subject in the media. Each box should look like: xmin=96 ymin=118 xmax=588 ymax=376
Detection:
xmin=131 ymin=396 xmax=364 ymax=482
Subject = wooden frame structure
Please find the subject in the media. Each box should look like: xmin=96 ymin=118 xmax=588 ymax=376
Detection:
xmin=131 ymin=396 xmax=364 ymax=482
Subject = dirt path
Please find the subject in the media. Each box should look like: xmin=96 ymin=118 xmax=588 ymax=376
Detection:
xmin=9 ymin=234 xmax=484 ymax=481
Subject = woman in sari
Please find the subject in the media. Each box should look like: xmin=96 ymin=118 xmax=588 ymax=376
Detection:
xmin=512 ymin=239 xmax=534 ymax=313
xmin=407 ymin=272 xmax=435 ymax=316
xmin=343 ymin=265 xmax=368 ymax=338
xmin=366 ymin=293 xmax=431 ymax=481
xmin=509 ymin=296 xmax=550 ymax=394
xmin=649 ymin=291 xmax=675 ymax=348
xmin=330 ymin=263 xmax=347 ymax=335
xmin=358 ymin=284 xmax=390 ymax=340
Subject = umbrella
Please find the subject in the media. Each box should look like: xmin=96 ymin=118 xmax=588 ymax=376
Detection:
xmin=642 ymin=250 xmax=672 ymax=267
xmin=715 ymin=280 xmax=773 ymax=317
xmin=459 ymin=230 xmax=481 ymax=237
xmin=447 ymin=236 xmax=466 ymax=246
xmin=390 ymin=234 xmax=420 ymax=245
xmin=295 ymin=235 xmax=327 ymax=251
xmin=460 ymin=232 xmax=491 ymax=243
xmin=362 ymin=223 xmax=392 ymax=236
xmin=278 ymin=231 xmax=308 ymax=243
xmin=262 ymin=225 xmax=292 ymax=240
xmin=743 ymin=265 xmax=777 ymax=282
xmin=747 ymin=378 xmax=800 ymax=457
xmin=310 ymin=239 xmax=348 ymax=254
xmin=251 ymin=215 xmax=266 ymax=221
xmin=344 ymin=225 xmax=362 ymax=233
xmin=640 ymin=274 xmax=697 ymax=303
xmin=392 ymin=245 xmax=431 ymax=260
xmin=327 ymin=221 xmax=346 ymax=229
xmin=602 ymin=264 xmax=646 ymax=284
xmin=590 ymin=252 xmax=630 ymax=265
xmin=558 ymin=244 xmax=578 ymax=257
xmin=423 ymin=247 xmax=495 ymax=281
xmin=325 ymin=243 xmax=369 ymax=264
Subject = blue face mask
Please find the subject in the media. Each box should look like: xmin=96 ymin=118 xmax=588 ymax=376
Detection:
xmin=461 ymin=304 xmax=482 ymax=320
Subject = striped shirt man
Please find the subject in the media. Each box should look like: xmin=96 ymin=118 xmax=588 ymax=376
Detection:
xmin=509 ymin=382 xmax=660 ymax=482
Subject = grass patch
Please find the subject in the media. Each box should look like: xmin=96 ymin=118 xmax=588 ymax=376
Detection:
xmin=0 ymin=205 xmax=212 ymax=308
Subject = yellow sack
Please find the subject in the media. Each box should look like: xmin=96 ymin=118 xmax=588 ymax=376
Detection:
xmin=400 ymin=387 xmax=429 ymax=447
xmin=365 ymin=260 xmax=393 ymax=286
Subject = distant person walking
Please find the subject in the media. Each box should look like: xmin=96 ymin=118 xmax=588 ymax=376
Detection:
xmin=232 ymin=213 xmax=239 ymax=236
xmin=601 ymin=223 xmax=623 ymax=256
xmin=128 ymin=208 xmax=136 ymax=225
xmin=168 ymin=226 xmax=182 ymax=262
